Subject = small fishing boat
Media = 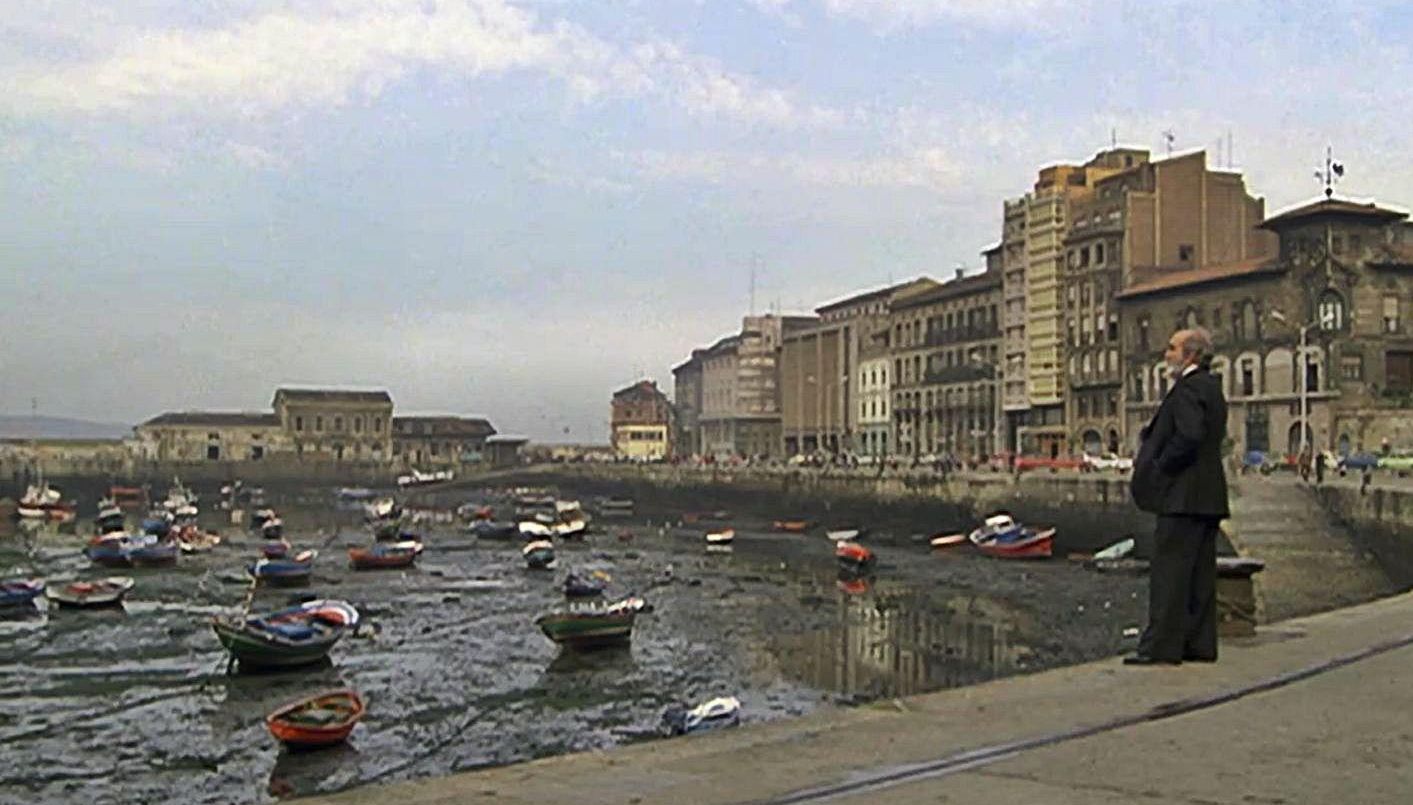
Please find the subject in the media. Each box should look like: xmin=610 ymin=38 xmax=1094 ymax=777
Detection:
xmin=45 ymin=576 xmax=135 ymax=608
xmin=109 ymin=485 xmax=147 ymax=509
xmin=967 ymin=513 xmax=1024 ymax=545
xmin=704 ymin=528 xmax=735 ymax=545
xmin=563 ymin=570 xmax=609 ymax=598
xmin=825 ymin=528 xmax=863 ymax=542
xmin=129 ymin=540 xmax=179 ymax=567
xmin=266 ymin=689 xmax=366 ymax=749
xmin=834 ymin=541 xmax=875 ymax=571
xmin=262 ymin=539 xmax=292 ymax=559
xmin=553 ymin=518 xmax=589 ymax=539
xmin=772 ymin=518 xmax=811 ymax=533
xmin=518 ymin=521 xmax=554 ymax=540
xmin=140 ymin=512 xmax=174 ymax=538
xmin=929 ymin=532 xmax=969 ymax=549
xmin=17 ymin=480 xmax=77 ymax=521
xmin=248 ymin=550 xmax=318 ymax=585
xmin=535 ymin=596 xmax=647 ymax=649
xmin=975 ymin=527 xmax=1055 ymax=560
xmin=335 ymin=487 xmax=375 ymax=502
xmin=161 ymin=478 xmax=199 ymax=519
xmin=212 ymin=599 xmax=359 ymax=669
xmin=95 ymin=497 xmax=125 ymax=533
xmin=173 ymin=525 xmax=222 ymax=553
xmin=523 ymin=540 xmax=556 ymax=570
xmin=364 ymin=497 xmax=402 ymax=521
xmin=348 ymin=540 xmax=423 ymax=570
xmin=85 ymin=534 xmax=138 ymax=567
xmin=660 ymin=696 xmax=741 ymax=736
xmin=0 ymin=578 xmax=45 ymax=607
xmin=467 ymin=520 xmax=518 ymax=540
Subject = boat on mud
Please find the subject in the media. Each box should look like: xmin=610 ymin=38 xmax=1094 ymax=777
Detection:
xmin=704 ymin=528 xmax=735 ymax=545
xmin=522 ymin=540 xmax=556 ymax=570
xmin=348 ymin=540 xmax=423 ymax=570
xmin=248 ymin=550 xmax=319 ymax=585
xmin=266 ymin=689 xmax=366 ymax=749
xmin=85 ymin=533 xmax=177 ymax=568
xmin=660 ymin=696 xmax=742 ymax=736
xmin=212 ymin=598 xmax=360 ymax=669
xmin=834 ymin=541 xmax=875 ymax=571
xmin=967 ymin=514 xmax=1055 ymax=559
xmin=467 ymin=520 xmax=518 ymax=540
xmin=45 ymin=576 xmax=135 ymax=608
xmin=535 ymin=596 xmax=647 ymax=649
xmin=563 ymin=570 xmax=609 ymax=598
xmin=772 ymin=518 xmax=811 ymax=533
xmin=172 ymin=525 xmax=222 ymax=553
xmin=0 ymin=578 xmax=45 ymax=608
xmin=17 ymin=480 xmax=76 ymax=522
xmin=95 ymin=497 xmax=126 ymax=533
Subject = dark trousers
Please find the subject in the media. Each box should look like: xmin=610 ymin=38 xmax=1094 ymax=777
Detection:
xmin=1139 ymin=514 xmax=1219 ymax=661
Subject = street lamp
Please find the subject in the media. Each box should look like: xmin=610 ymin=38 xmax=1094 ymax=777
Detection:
xmin=969 ymin=350 xmax=1004 ymax=462
xmin=1269 ymin=308 xmax=1332 ymax=458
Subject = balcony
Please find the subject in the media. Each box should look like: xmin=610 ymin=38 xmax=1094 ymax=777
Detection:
xmin=923 ymin=365 xmax=997 ymax=385
xmin=925 ymin=325 xmax=1002 ymax=347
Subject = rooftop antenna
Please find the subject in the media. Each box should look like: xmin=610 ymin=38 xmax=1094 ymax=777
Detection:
xmin=1162 ymin=129 xmax=1176 ymax=157
xmin=1314 ymin=144 xmax=1344 ymax=199
xmin=1226 ymin=130 xmax=1234 ymax=168
xmin=1110 ymin=127 xmax=1117 ymax=148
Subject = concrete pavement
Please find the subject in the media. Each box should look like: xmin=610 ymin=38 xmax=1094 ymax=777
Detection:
xmin=295 ymin=591 xmax=1413 ymax=805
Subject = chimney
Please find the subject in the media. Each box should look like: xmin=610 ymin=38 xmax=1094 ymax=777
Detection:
xmin=955 ymin=268 xmax=965 ymax=280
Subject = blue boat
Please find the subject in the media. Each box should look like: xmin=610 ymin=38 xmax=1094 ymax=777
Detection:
xmin=0 ymin=578 xmax=45 ymax=607
xmin=130 ymin=540 xmax=179 ymax=567
xmin=85 ymin=533 xmax=158 ymax=567
xmin=141 ymin=513 xmax=173 ymax=538
xmin=248 ymin=550 xmax=319 ymax=585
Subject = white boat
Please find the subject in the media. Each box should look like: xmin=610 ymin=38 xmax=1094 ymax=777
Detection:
xmin=18 ymin=480 xmax=76 ymax=521
xmin=397 ymin=468 xmax=455 ymax=488
xmin=825 ymin=529 xmax=860 ymax=542
xmin=364 ymin=498 xmax=401 ymax=521
xmin=661 ymin=696 xmax=742 ymax=736
xmin=518 ymin=521 xmax=554 ymax=539
xmin=161 ymin=478 xmax=199 ymax=518
xmin=705 ymin=528 xmax=735 ymax=545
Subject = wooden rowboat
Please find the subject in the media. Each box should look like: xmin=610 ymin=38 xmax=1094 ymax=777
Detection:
xmin=834 ymin=541 xmax=875 ymax=570
xmin=535 ymin=596 xmax=646 ymax=649
xmin=348 ymin=540 xmax=422 ymax=570
xmin=1 ymin=578 xmax=45 ymax=607
xmin=266 ymin=689 xmax=365 ymax=749
xmin=772 ymin=519 xmax=811 ymax=533
xmin=45 ymin=576 xmax=135 ymax=608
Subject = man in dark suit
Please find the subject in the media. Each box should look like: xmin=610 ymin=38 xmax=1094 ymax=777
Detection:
xmin=1127 ymin=327 xmax=1229 ymax=665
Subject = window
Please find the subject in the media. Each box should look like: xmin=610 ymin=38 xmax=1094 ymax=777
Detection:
xmin=1108 ymin=314 xmax=1119 ymax=342
xmin=1318 ymin=290 xmax=1345 ymax=331
xmin=1178 ymin=244 xmax=1195 ymax=262
xmin=207 ymin=432 xmax=219 ymax=440
xmin=207 ymin=445 xmax=220 ymax=461
xmin=1185 ymin=308 xmax=1199 ymax=329
xmin=1341 ymin=355 xmax=1363 ymax=381
xmin=334 ymin=416 xmax=343 ymax=432
xmin=1095 ymin=242 xmax=1105 ymax=265
xmin=1132 ymin=371 xmax=1145 ymax=402
xmin=1107 ymin=392 xmax=1118 ymax=416
xmin=1138 ymin=316 xmax=1151 ymax=352
xmin=1078 ymin=396 xmax=1089 ymax=417
xmin=1388 ymin=351 xmax=1413 ymax=395
xmin=316 ymin=416 xmax=324 ymax=432
xmin=1094 ymin=313 xmax=1104 ymax=343
xmin=295 ymin=416 xmax=304 ymax=432
xmin=1240 ymin=358 xmax=1256 ymax=397
xmin=1384 ymin=296 xmax=1400 ymax=334
xmin=250 ymin=445 xmax=264 ymax=460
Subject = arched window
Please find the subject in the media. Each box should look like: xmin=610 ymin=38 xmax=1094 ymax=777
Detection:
xmin=1241 ymin=301 xmax=1258 ymax=340
xmin=1185 ymin=308 xmax=1199 ymax=329
xmin=1318 ymin=290 xmax=1345 ymax=331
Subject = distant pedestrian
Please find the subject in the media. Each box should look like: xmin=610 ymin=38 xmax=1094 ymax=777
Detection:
xmin=1315 ymin=451 xmax=1326 ymax=485
xmin=1128 ymin=328 xmax=1227 ymax=666
xmin=1361 ymin=465 xmax=1373 ymax=496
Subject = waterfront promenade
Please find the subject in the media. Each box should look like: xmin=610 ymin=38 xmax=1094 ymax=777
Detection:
xmin=298 ymin=590 xmax=1413 ymax=804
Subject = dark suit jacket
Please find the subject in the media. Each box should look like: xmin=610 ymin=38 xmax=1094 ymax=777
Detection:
xmin=1131 ymin=365 xmax=1230 ymax=518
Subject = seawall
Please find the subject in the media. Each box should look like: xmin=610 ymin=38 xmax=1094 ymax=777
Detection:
xmin=1316 ymin=484 xmax=1413 ymax=589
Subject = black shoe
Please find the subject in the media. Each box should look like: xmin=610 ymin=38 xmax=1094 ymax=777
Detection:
xmin=1123 ymin=654 xmax=1181 ymax=666
xmin=1182 ymin=654 xmax=1217 ymax=663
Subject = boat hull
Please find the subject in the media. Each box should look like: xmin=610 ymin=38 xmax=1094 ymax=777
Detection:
xmin=976 ymin=529 xmax=1055 ymax=559
xmin=267 ymin=690 xmax=365 ymax=748
xmin=212 ymin=620 xmax=342 ymax=668
xmin=348 ymin=545 xmax=420 ymax=570
xmin=535 ymin=615 xmax=635 ymax=649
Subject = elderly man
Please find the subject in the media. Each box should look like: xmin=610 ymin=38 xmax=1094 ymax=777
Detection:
xmin=1127 ymin=327 xmax=1229 ymax=665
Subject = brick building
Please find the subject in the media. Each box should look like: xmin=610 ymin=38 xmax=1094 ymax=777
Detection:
xmin=610 ymin=379 xmax=673 ymax=460
xmin=392 ymin=415 xmax=496 ymax=467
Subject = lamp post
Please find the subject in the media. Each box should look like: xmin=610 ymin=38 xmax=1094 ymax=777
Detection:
xmin=1269 ymin=308 xmax=1330 ymax=458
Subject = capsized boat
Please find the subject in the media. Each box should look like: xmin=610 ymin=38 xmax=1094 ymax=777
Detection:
xmin=523 ymin=540 xmax=556 ymax=570
xmin=0 ymin=578 xmax=45 ymax=608
xmin=348 ymin=540 xmax=423 ymax=570
xmin=535 ymin=596 xmax=647 ymax=649
xmin=704 ymin=528 xmax=735 ymax=545
xmin=660 ymin=696 xmax=741 ymax=736
xmin=248 ymin=550 xmax=319 ymax=584
xmin=212 ymin=599 xmax=359 ymax=669
xmin=834 ymin=541 xmax=875 ymax=570
xmin=45 ymin=576 xmax=134 ymax=608
xmin=266 ymin=689 xmax=366 ymax=749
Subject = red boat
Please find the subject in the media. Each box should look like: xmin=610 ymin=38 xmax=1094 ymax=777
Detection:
xmin=348 ymin=540 xmax=423 ymax=570
xmin=975 ymin=527 xmax=1055 ymax=559
xmin=772 ymin=519 xmax=811 ymax=533
xmin=266 ymin=689 xmax=365 ymax=748
xmin=834 ymin=541 xmax=875 ymax=569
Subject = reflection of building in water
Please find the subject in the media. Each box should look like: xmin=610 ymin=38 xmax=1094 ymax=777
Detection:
xmin=777 ymin=589 xmax=1026 ymax=700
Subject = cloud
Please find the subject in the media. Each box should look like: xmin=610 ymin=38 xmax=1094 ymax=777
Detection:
xmin=748 ymin=0 xmax=1096 ymax=31
xmin=619 ymin=147 xmax=963 ymax=191
xmin=2 ymin=0 xmax=842 ymax=131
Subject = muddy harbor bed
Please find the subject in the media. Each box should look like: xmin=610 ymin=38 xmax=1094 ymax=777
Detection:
xmin=0 ymin=483 xmax=1146 ymax=804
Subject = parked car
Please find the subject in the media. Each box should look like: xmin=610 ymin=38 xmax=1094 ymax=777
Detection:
xmin=1082 ymin=452 xmax=1134 ymax=472
xmin=1015 ymin=455 xmax=1087 ymax=472
xmin=1337 ymin=452 xmax=1380 ymax=472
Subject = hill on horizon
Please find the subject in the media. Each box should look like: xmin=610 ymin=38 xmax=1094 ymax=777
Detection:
xmin=0 ymin=415 xmax=133 ymax=440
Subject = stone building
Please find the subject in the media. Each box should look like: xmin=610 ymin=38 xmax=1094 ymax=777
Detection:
xmin=391 ymin=415 xmax=496 ymax=467
xmin=671 ymin=351 xmax=704 ymax=458
xmin=1118 ymin=196 xmax=1413 ymax=457
xmin=273 ymin=388 xmax=394 ymax=462
xmin=889 ymin=268 xmax=1004 ymax=460
xmin=698 ymin=315 xmax=815 ymax=459
xmin=998 ymin=199 xmax=1030 ymax=454
xmin=609 ymin=380 xmax=673 ymax=460
xmin=1064 ymin=148 xmax=1275 ymax=454
xmin=133 ymin=412 xmax=285 ymax=462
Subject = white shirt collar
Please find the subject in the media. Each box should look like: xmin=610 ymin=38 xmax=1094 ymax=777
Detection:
xmin=1181 ymin=363 xmax=1199 ymax=377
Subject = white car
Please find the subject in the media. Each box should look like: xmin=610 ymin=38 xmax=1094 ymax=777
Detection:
xmin=1083 ymin=452 xmax=1133 ymax=472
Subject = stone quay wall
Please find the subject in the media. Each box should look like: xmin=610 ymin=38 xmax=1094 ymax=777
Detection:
xmin=1316 ymin=485 xmax=1413 ymax=589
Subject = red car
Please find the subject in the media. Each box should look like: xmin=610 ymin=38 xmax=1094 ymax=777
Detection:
xmin=1014 ymin=455 xmax=1088 ymax=473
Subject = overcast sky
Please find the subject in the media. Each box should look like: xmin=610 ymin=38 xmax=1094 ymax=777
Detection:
xmin=3 ymin=1 xmax=1411 ymax=441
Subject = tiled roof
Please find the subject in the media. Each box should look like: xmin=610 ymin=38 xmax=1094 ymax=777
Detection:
xmin=890 ymin=270 xmax=1002 ymax=311
xmin=814 ymin=277 xmax=936 ymax=314
xmin=1260 ymin=197 xmax=1408 ymax=230
xmin=273 ymin=388 xmax=392 ymax=404
xmin=613 ymin=380 xmax=668 ymax=401
xmin=140 ymin=411 xmax=279 ymax=427
xmin=392 ymin=415 xmax=496 ymax=438
xmin=1117 ymin=257 xmax=1280 ymax=299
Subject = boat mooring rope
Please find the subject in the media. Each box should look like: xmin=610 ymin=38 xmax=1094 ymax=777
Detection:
xmin=744 ymin=629 xmax=1413 ymax=804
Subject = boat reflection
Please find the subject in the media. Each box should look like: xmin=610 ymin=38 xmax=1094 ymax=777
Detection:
xmin=268 ymin=742 xmax=362 ymax=800
xmin=835 ymin=568 xmax=871 ymax=596
xmin=774 ymin=585 xmax=1026 ymax=701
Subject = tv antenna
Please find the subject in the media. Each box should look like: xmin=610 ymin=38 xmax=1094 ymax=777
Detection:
xmin=1314 ymin=145 xmax=1344 ymax=199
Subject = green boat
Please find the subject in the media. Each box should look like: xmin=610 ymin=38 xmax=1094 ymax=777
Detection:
xmin=535 ymin=596 xmax=646 ymax=649
xmin=211 ymin=599 xmax=359 ymax=669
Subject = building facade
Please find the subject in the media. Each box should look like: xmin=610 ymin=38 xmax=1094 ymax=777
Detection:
xmin=273 ymin=388 xmax=394 ymax=462
xmin=133 ymin=412 xmax=286 ymax=462
xmin=610 ymin=380 xmax=673 ymax=460
xmin=671 ymin=351 xmax=704 ymax=458
xmin=889 ymin=268 xmax=1004 ymax=460
xmin=698 ymin=315 xmax=814 ymax=459
xmin=1064 ymin=149 xmax=1275 ymax=454
xmin=1118 ymin=196 xmax=1413 ymax=458
xmin=780 ymin=322 xmax=845 ymax=455
xmin=391 ymin=415 xmax=496 ymax=467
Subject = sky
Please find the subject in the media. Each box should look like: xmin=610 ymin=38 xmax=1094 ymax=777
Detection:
xmin=3 ymin=0 xmax=1412 ymax=441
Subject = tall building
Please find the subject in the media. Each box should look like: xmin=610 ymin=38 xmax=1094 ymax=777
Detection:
xmin=999 ymin=198 xmax=1029 ymax=455
xmin=1064 ymin=148 xmax=1275 ymax=454
xmin=610 ymin=379 xmax=673 ymax=460
xmin=1118 ymin=196 xmax=1413 ymax=456
xmin=698 ymin=314 xmax=816 ymax=458
xmin=670 ymin=351 xmax=704 ymax=458
xmin=888 ymin=267 xmax=1004 ymax=459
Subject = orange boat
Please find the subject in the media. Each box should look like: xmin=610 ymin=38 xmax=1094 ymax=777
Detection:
xmin=266 ymin=689 xmax=365 ymax=748
xmin=772 ymin=519 xmax=811 ymax=533
xmin=835 ymin=541 xmax=875 ymax=570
